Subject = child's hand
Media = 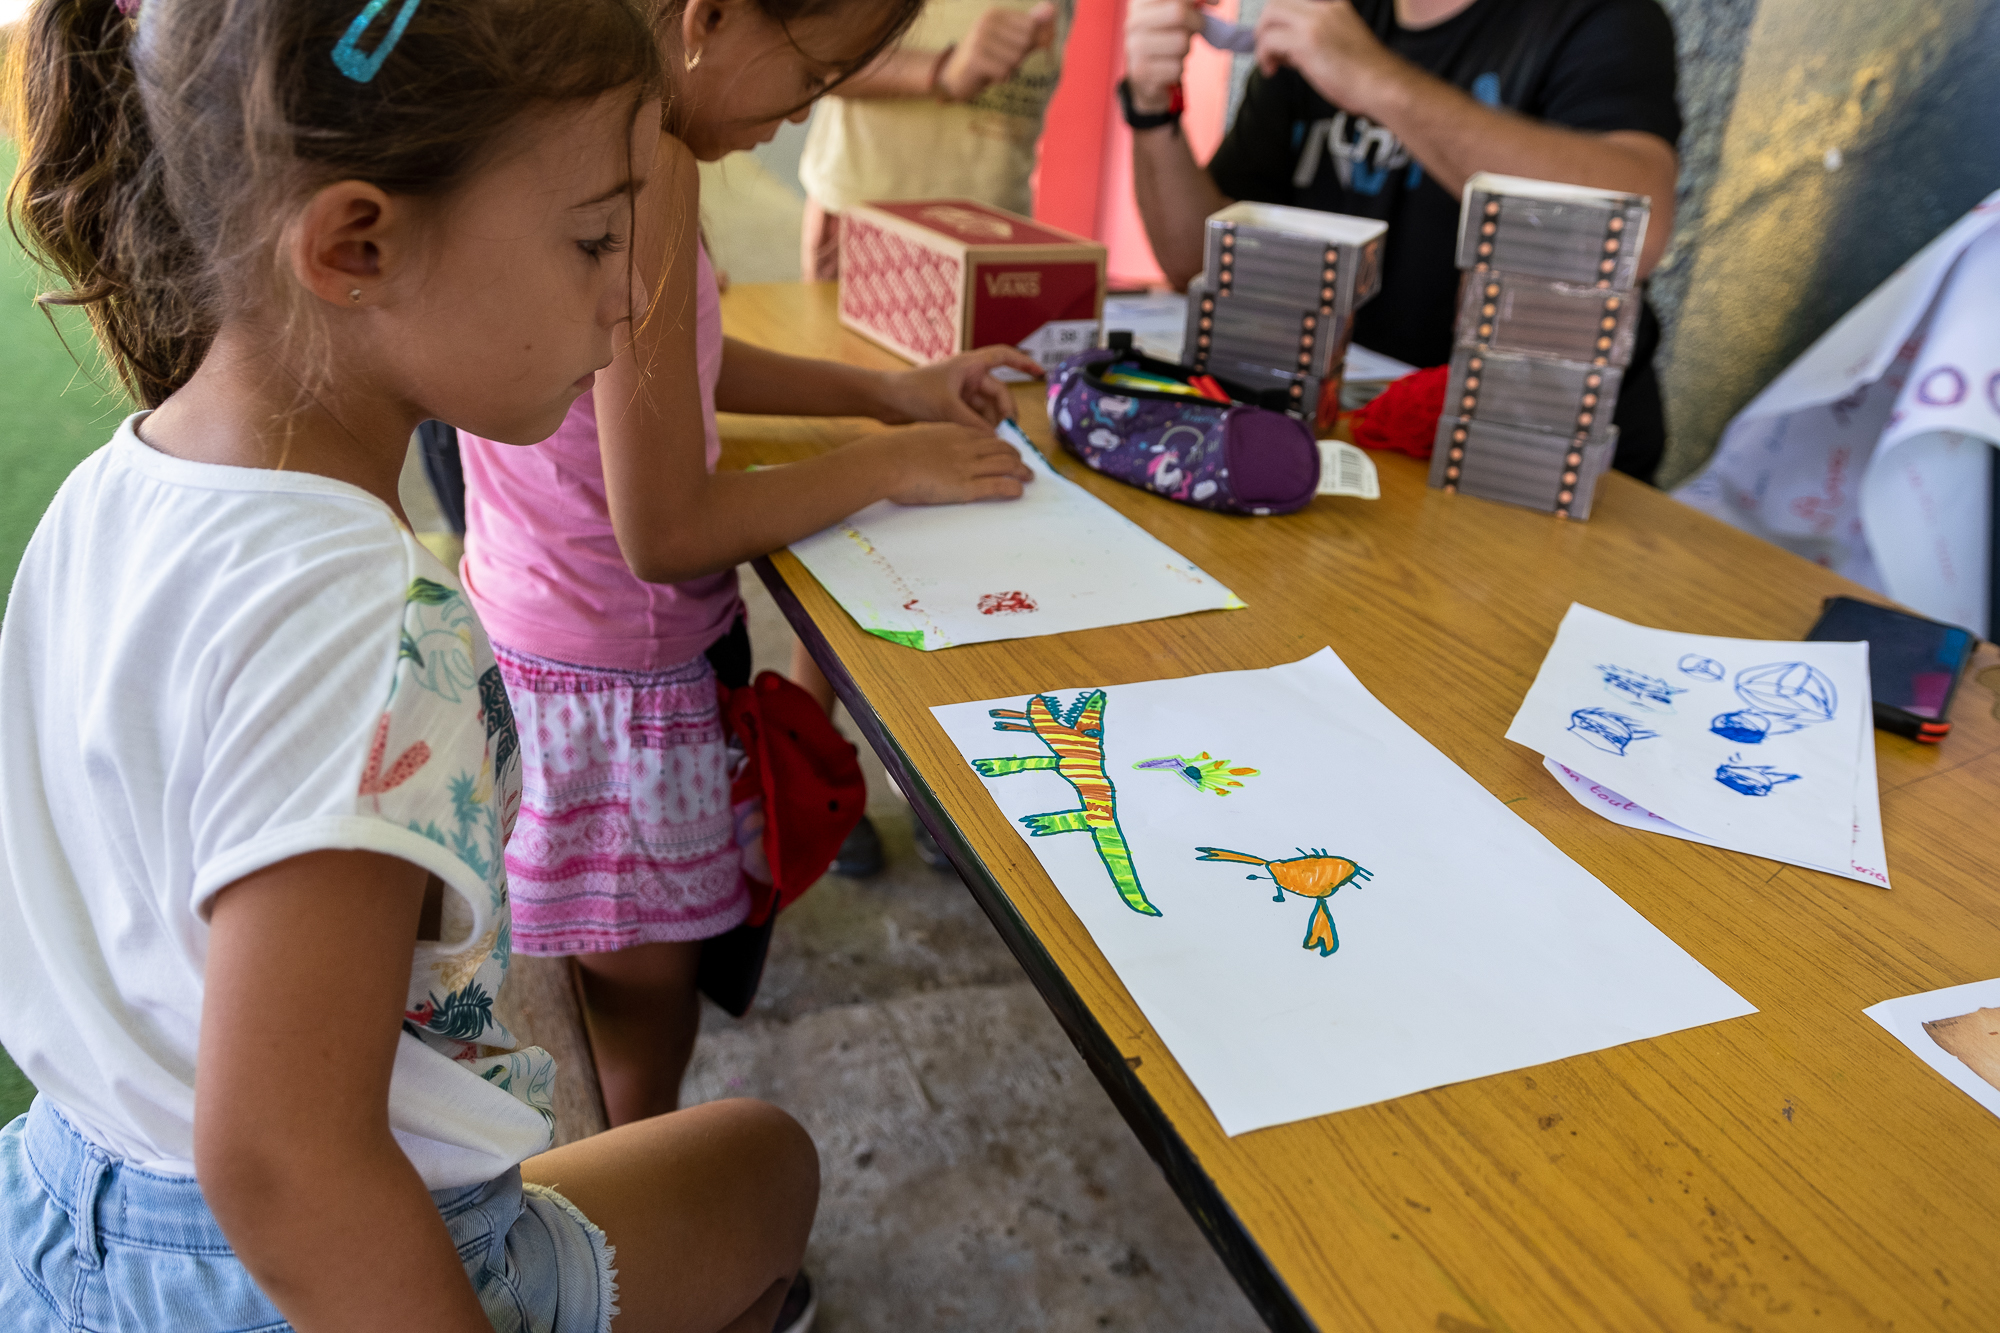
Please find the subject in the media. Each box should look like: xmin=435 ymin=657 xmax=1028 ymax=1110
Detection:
xmin=862 ymin=423 xmax=1037 ymax=505
xmin=877 ymin=346 xmax=1045 ymax=427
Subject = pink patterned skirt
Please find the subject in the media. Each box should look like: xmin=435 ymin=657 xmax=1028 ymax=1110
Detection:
xmin=494 ymin=643 xmax=752 ymax=955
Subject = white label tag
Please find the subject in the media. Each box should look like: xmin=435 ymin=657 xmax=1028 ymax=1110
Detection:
xmin=1000 ymin=319 xmax=1104 ymax=378
xmin=1316 ymin=439 xmax=1380 ymax=499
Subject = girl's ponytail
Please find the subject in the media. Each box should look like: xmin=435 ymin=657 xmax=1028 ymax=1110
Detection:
xmin=7 ymin=0 xmax=206 ymax=407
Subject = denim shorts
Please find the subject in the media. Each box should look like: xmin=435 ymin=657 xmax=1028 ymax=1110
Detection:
xmin=1 ymin=1098 xmax=616 ymax=1332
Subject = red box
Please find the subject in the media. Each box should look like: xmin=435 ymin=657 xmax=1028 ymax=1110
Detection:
xmin=837 ymin=199 xmax=1106 ymax=368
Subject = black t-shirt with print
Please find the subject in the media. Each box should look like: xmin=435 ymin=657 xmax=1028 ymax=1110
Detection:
xmin=1206 ymin=0 xmax=1680 ymax=480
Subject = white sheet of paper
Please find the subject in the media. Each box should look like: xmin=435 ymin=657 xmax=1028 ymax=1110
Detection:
xmin=1102 ymin=293 xmax=1190 ymax=362
xmin=787 ymin=422 xmax=1243 ymax=651
xmin=1507 ymin=605 xmax=1874 ymax=875
xmin=933 ymin=648 xmax=1755 ymax=1136
xmin=1865 ymin=978 xmax=2000 ymax=1120
xmin=1343 ymin=343 xmax=1419 ymax=384
xmin=1543 ymin=728 xmax=1890 ymax=888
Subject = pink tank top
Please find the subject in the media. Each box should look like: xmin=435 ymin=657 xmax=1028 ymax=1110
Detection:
xmin=459 ymin=243 xmax=742 ymax=672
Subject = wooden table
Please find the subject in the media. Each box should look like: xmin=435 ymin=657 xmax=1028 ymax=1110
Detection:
xmin=719 ymin=282 xmax=2000 ymax=1333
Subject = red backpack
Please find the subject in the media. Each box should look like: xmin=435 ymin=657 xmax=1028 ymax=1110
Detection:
xmin=719 ymin=670 xmax=867 ymax=925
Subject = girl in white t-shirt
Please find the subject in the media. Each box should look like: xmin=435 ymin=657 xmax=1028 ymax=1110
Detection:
xmin=0 ymin=3 xmax=815 ymax=1332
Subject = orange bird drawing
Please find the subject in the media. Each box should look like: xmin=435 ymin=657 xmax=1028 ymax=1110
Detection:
xmin=1194 ymin=846 xmax=1372 ymax=956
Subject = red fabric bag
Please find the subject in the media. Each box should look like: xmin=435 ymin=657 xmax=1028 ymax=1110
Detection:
xmin=720 ymin=670 xmax=867 ymax=925
xmin=1347 ymin=364 xmax=1448 ymax=459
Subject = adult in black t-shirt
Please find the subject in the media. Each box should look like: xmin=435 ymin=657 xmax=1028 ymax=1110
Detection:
xmin=1124 ymin=0 xmax=1680 ymax=481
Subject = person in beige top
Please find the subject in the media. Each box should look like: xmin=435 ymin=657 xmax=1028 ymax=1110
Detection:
xmin=797 ymin=0 xmax=1072 ymax=279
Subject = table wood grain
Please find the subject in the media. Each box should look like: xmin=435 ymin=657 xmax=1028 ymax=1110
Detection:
xmin=719 ymin=281 xmax=2000 ymax=1333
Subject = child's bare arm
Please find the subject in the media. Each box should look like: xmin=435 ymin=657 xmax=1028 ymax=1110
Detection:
xmin=596 ymin=133 xmax=1032 ymax=585
xmin=714 ymin=338 xmax=1041 ymax=427
xmin=195 ymin=850 xmax=491 ymax=1333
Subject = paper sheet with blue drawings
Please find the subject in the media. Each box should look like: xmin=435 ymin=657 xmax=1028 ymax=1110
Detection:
xmin=786 ymin=421 xmax=1242 ymax=651
xmin=932 ymin=648 xmax=1755 ymax=1136
xmin=1865 ymin=977 xmax=2000 ymax=1121
xmin=1507 ymin=604 xmax=1886 ymax=886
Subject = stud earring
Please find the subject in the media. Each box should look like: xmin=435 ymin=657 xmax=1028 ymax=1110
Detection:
xmin=348 ymin=288 xmax=362 ymax=302
xmin=683 ymin=45 xmax=702 ymax=71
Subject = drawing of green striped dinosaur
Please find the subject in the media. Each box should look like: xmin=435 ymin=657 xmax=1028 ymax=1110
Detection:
xmin=971 ymin=690 xmax=1159 ymax=917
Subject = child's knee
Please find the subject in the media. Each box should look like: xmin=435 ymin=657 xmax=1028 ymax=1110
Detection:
xmin=712 ymin=1098 xmax=820 ymax=1212
xmin=742 ymin=1099 xmax=819 ymax=1180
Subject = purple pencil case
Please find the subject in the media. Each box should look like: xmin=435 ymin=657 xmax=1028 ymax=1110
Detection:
xmin=1046 ymin=349 xmax=1321 ymax=516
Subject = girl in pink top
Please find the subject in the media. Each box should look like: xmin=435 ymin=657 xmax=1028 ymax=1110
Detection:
xmin=459 ymin=0 xmax=1038 ymax=1144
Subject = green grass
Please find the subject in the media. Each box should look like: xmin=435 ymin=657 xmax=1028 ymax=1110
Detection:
xmin=2 ymin=137 xmax=135 ymax=1121
xmin=2 ymin=141 xmax=131 ymax=600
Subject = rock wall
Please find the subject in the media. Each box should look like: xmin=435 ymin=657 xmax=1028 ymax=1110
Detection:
xmin=1655 ymin=0 xmax=2000 ymax=484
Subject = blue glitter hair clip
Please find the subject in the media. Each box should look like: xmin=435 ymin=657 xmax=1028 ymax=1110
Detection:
xmin=332 ymin=0 xmax=424 ymax=83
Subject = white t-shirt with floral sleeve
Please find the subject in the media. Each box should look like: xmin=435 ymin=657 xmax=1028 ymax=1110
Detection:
xmin=0 ymin=415 xmax=556 ymax=1189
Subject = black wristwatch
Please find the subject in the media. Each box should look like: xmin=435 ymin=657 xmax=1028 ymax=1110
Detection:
xmin=1118 ymin=77 xmax=1184 ymax=132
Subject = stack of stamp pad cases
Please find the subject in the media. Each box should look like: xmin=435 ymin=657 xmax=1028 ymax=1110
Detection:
xmin=1430 ymin=172 xmax=1650 ymax=519
xmin=1181 ymin=201 xmax=1387 ymax=426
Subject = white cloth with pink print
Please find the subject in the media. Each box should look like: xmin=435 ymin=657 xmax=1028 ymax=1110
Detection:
xmin=0 ymin=418 xmax=555 ymax=1189
xmin=1676 ymin=189 xmax=2000 ymax=638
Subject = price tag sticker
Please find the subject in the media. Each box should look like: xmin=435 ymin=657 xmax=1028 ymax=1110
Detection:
xmin=1317 ymin=439 xmax=1381 ymax=499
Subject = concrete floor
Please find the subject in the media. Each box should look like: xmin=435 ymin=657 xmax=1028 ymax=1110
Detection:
xmin=700 ymin=579 xmax=1266 ymax=1332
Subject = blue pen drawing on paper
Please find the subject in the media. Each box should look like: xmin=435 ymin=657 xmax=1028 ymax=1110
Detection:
xmin=1678 ymin=654 xmax=1725 ymax=682
xmin=1703 ymin=662 xmax=1837 ymax=743
xmin=1709 ymin=709 xmax=1772 ymax=744
xmin=1733 ymin=662 xmax=1838 ymax=730
xmin=1597 ymin=664 xmax=1684 ymax=711
xmin=1567 ymin=708 xmax=1657 ymax=756
xmin=1716 ymin=754 xmax=1801 ymax=796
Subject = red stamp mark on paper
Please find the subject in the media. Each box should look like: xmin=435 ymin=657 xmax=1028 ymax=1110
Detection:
xmin=977 ymin=591 xmax=1038 ymax=616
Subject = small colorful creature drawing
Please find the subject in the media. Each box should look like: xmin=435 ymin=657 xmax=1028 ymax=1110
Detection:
xmin=1132 ymin=751 xmax=1259 ymax=795
xmin=1194 ymin=846 xmax=1372 ymax=956
xmin=1678 ymin=654 xmax=1726 ymax=682
xmin=1715 ymin=754 xmax=1801 ymax=796
xmin=971 ymin=691 xmax=1158 ymax=916
xmin=1567 ymin=708 xmax=1656 ymax=755
xmin=1597 ymin=663 xmax=1685 ymax=711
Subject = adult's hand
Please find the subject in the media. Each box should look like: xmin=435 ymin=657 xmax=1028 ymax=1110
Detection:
xmin=1254 ymin=0 xmax=1405 ymax=118
xmin=938 ymin=2 xmax=1058 ymax=103
xmin=1124 ymin=0 xmax=1205 ymax=113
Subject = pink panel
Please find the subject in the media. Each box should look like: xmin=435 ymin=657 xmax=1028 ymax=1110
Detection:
xmin=1035 ymin=0 xmax=1238 ymax=290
